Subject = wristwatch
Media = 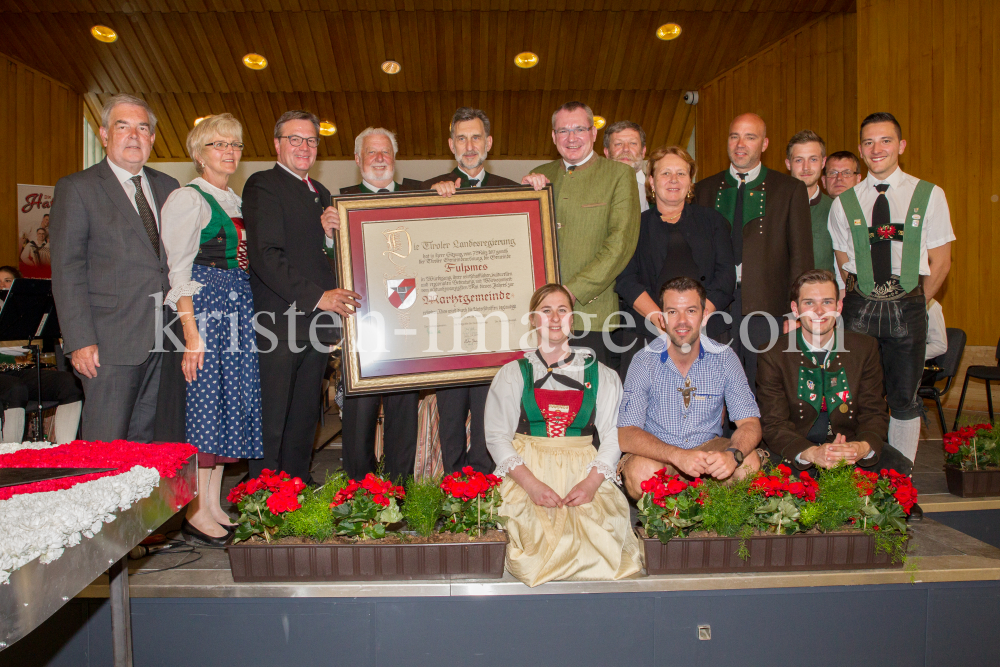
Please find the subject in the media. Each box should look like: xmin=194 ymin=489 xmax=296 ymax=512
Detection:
xmin=725 ymin=447 xmax=744 ymax=465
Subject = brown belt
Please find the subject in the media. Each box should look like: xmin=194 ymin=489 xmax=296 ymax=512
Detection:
xmin=845 ymin=273 xmax=923 ymax=302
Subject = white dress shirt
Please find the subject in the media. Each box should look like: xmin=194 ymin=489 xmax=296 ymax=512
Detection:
xmin=636 ymin=170 xmax=649 ymax=212
xmin=160 ymin=178 xmax=242 ymax=309
xmin=362 ymin=179 xmax=396 ymax=192
xmin=925 ymin=299 xmax=947 ymax=360
xmin=106 ymin=158 xmax=160 ymax=229
xmin=485 ymin=350 xmax=623 ymax=481
xmin=562 ymin=151 xmax=595 ymax=171
xmin=458 ymin=166 xmax=485 ymax=186
xmin=828 ymin=167 xmax=955 ymax=277
xmin=277 ymin=161 xmax=316 ymax=192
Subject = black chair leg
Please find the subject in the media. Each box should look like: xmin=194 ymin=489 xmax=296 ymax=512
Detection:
xmin=988 ymin=380 xmax=994 ymax=424
xmin=954 ymin=373 xmax=972 ymax=431
xmin=935 ymin=396 xmax=947 ymax=436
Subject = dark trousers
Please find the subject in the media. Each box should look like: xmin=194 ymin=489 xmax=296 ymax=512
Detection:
xmin=843 ymin=291 xmax=927 ymax=420
xmin=613 ymin=328 xmax=655 ymax=384
xmin=78 ymin=353 xmax=162 ymax=443
xmin=436 ymin=384 xmax=493 ymax=474
xmin=766 ymin=442 xmax=915 ymax=477
xmin=341 ymin=391 xmax=419 ymax=481
xmin=727 ymin=286 xmax=779 ymax=395
xmin=0 ymin=368 xmax=82 ymax=410
xmin=571 ymin=330 xmax=610 ymax=367
xmin=249 ymin=343 xmax=327 ymax=484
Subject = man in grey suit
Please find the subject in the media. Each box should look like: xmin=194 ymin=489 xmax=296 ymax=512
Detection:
xmin=50 ymin=94 xmax=180 ymax=442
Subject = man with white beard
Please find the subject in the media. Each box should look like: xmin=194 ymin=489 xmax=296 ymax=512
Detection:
xmin=603 ymin=121 xmax=649 ymax=212
xmin=336 ymin=127 xmax=421 ymax=481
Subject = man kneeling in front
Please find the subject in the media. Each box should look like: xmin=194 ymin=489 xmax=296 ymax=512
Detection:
xmin=617 ymin=277 xmax=762 ymax=499
xmin=755 ymin=269 xmax=911 ymax=475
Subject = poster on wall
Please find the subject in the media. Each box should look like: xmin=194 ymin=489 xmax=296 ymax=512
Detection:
xmin=17 ymin=184 xmax=53 ymax=279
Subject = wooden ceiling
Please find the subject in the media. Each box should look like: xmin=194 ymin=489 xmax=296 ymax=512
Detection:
xmin=0 ymin=0 xmax=854 ymax=160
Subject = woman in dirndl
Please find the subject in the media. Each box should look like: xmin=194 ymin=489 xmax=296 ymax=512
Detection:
xmin=161 ymin=113 xmax=262 ymax=546
xmin=484 ymin=284 xmax=643 ymax=587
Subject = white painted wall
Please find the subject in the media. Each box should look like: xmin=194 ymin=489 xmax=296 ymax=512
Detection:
xmin=151 ymin=159 xmax=548 ymax=194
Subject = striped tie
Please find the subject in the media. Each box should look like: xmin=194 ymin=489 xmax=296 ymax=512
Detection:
xmin=130 ymin=175 xmax=160 ymax=258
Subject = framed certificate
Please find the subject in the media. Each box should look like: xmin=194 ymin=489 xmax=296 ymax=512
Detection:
xmin=335 ymin=186 xmax=559 ymax=395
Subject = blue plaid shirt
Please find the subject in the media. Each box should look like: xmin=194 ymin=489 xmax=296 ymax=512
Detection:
xmin=617 ymin=334 xmax=760 ymax=449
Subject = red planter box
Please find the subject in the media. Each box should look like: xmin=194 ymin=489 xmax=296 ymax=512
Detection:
xmin=228 ymin=536 xmax=507 ymax=582
xmin=945 ymin=466 xmax=1000 ymax=497
xmin=642 ymin=531 xmax=907 ymax=575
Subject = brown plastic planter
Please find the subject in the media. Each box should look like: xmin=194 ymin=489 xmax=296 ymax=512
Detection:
xmin=945 ymin=466 xmax=1000 ymax=497
xmin=227 ymin=535 xmax=507 ymax=582
xmin=642 ymin=531 xmax=907 ymax=575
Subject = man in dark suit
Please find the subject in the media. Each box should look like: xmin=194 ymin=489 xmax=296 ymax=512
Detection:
xmin=332 ymin=127 xmax=422 ymax=481
xmin=693 ymin=112 xmax=813 ymax=392
xmin=420 ymin=107 xmax=517 ymax=474
xmin=243 ymin=110 xmax=360 ymax=483
xmin=51 ymin=94 xmax=179 ymax=442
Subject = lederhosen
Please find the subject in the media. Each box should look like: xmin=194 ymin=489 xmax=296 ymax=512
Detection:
xmin=838 ymin=181 xmax=934 ymax=420
xmin=515 ymin=353 xmax=599 ymax=442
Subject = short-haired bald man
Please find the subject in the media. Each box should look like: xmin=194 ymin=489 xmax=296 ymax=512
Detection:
xmin=693 ymin=113 xmax=814 ymax=392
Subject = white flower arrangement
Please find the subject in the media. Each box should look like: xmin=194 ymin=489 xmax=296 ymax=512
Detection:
xmin=0 ymin=442 xmax=163 ymax=585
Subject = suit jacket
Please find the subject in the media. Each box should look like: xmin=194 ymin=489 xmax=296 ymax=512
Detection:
xmin=693 ymin=168 xmax=813 ymax=318
xmin=756 ymin=330 xmax=889 ymax=469
xmin=420 ymin=167 xmax=518 ymax=189
xmin=339 ymin=178 xmax=423 ymax=195
xmin=50 ymin=158 xmax=179 ymax=365
xmin=531 ymin=155 xmax=640 ymax=332
xmin=615 ymin=203 xmax=735 ymax=336
xmin=243 ymin=165 xmax=339 ymax=343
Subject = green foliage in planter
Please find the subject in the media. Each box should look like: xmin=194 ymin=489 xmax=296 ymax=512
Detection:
xmin=699 ymin=477 xmax=756 ymax=537
xmin=944 ymin=422 xmax=999 ymax=470
xmin=802 ymin=464 xmax=865 ymax=533
xmin=277 ymin=471 xmax=349 ymax=542
xmin=403 ymin=476 xmax=444 ymax=537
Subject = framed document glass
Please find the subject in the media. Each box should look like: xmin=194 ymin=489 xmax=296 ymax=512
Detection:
xmin=336 ymin=186 xmax=559 ymax=395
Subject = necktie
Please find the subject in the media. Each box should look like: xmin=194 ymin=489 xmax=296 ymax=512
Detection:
xmin=377 ymin=188 xmax=390 ymax=193
xmin=303 ymin=176 xmax=312 ymax=191
xmin=732 ymin=172 xmax=747 ymax=265
xmin=130 ymin=175 xmax=160 ymax=259
xmin=468 ymin=179 xmax=480 ymax=187
xmin=567 ymin=164 xmax=577 ymax=173
xmin=871 ymin=183 xmax=892 ymax=287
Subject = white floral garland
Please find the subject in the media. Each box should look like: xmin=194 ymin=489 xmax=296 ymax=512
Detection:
xmin=0 ymin=442 xmax=163 ymax=585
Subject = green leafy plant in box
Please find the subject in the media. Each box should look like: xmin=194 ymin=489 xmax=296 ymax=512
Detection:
xmin=329 ymin=473 xmax=404 ymax=540
xmin=403 ymin=476 xmax=444 ymax=537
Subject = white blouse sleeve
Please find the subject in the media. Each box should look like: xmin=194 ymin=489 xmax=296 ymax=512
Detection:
xmin=160 ymin=187 xmax=210 ymax=309
xmin=483 ymin=360 xmax=527 ymax=477
xmin=586 ymin=363 xmax=624 ymax=482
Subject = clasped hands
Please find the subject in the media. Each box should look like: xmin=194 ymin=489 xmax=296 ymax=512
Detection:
xmin=800 ymin=434 xmax=871 ymax=469
xmin=672 ymin=448 xmax=739 ymax=480
xmin=522 ymin=470 xmax=604 ymax=509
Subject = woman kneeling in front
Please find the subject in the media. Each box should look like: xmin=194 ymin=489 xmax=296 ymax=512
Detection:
xmin=485 ymin=284 xmax=643 ymax=587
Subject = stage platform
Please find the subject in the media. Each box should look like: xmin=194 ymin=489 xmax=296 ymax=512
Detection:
xmin=3 ymin=516 xmax=1000 ymax=667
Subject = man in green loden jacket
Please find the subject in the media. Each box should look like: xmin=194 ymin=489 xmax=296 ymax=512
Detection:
xmin=785 ymin=130 xmax=836 ymax=275
xmin=522 ymin=101 xmax=640 ymax=365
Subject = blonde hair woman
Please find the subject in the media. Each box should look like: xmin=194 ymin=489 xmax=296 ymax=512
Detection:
xmin=484 ymin=284 xmax=642 ymax=587
xmin=160 ymin=113 xmax=262 ymax=545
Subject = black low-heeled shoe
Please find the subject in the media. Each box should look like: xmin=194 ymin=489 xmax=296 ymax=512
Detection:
xmin=220 ymin=523 xmax=238 ymax=537
xmin=181 ymin=518 xmax=231 ymax=547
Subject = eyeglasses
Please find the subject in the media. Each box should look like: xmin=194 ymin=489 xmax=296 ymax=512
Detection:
xmin=279 ymin=135 xmax=320 ymax=148
xmin=205 ymin=141 xmax=245 ymax=151
xmin=554 ymin=126 xmax=593 ymax=138
xmin=826 ymin=170 xmax=858 ymax=179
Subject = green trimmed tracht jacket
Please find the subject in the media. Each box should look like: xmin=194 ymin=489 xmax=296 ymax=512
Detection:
xmin=531 ymin=155 xmax=640 ymax=332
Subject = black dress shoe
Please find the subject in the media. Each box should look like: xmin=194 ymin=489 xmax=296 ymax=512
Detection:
xmin=181 ymin=518 xmax=232 ymax=547
xmin=220 ymin=523 xmax=238 ymax=537
xmin=908 ymin=503 xmax=924 ymax=522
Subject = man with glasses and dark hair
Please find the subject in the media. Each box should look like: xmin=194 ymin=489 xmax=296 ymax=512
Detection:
xmin=242 ymin=110 xmax=360 ymax=483
xmin=822 ymin=150 xmax=863 ymax=197
xmin=419 ymin=108 xmax=517 ymax=475
xmin=827 ymin=112 xmax=954 ymax=482
xmin=50 ymin=93 xmax=179 ymax=442
xmin=603 ymin=120 xmax=649 ymax=213
xmin=785 ymin=130 xmax=836 ymax=274
xmin=522 ymin=101 xmax=641 ymax=366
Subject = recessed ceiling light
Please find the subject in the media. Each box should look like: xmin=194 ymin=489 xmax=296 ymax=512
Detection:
xmin=656 ymin=23 xmax=682 ymax=40
xmin=593 ymin=116 xmax=606 ymax=130
xmin=242 ymin=53 xmax=268 ymax=70
xmin=319 ymin=121 xmax=337 ymax=136
xmin=193 ymin=116 xmax=207 ymax=126
xmin=91 ymin=25 xmax=117 ymax=43
xmin=381 ymin=60 xmax=401 ymax=74
xmin=514 ymin=52 xmax=539 ymax=69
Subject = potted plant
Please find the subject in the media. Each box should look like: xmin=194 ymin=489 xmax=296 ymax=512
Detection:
xmin=226 ymin=469 xmax=506 ymax=582
xmin=943 ymin=423 xmax=1000 ymax=497
xmin=637 ymin=463 xmax=914 ymax=575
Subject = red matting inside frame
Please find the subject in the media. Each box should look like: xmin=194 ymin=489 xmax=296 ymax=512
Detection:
xmin=347 ymin=198 xmax=547 ymax=378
